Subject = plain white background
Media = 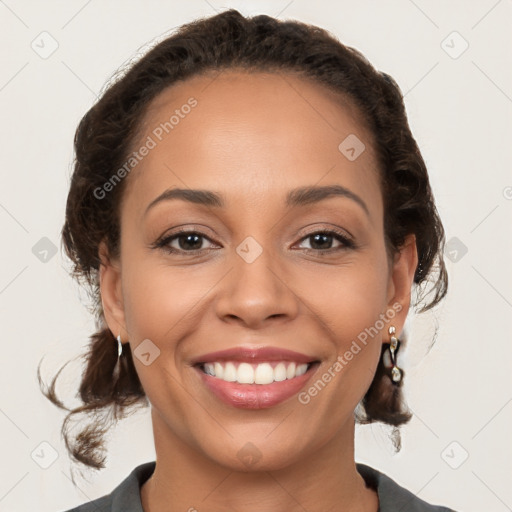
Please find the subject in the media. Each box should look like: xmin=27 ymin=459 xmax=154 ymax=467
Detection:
xmin=1 ymin=1 xmax=511 ymax=511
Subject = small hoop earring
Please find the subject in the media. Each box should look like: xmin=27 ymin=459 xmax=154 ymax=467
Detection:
xmin=385 ymin=326 xmax=402 ymax=385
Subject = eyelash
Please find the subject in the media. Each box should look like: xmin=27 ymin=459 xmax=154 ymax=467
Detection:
xmin=152 ymin=227 xmax=356 ymax=256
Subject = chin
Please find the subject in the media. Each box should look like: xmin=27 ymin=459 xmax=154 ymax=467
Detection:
xmin=201 ymin=437 xmax=308 ymax=473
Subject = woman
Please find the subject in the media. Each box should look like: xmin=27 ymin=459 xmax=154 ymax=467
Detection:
xmin=40 ymin=8 xmax=456 ymax=512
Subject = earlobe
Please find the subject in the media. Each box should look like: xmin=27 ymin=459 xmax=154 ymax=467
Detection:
xmin=98 ymin=240 xmax=127 ymax=339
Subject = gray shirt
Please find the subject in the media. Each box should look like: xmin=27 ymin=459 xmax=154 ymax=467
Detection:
xmin=61 ymin=461 xmax=457 ymax=512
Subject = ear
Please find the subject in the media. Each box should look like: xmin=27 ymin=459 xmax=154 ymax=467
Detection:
xmin=98 ymin=240 xmax=128 ymax=341
xmin=385 ymin=233 xmax=418 ymax=335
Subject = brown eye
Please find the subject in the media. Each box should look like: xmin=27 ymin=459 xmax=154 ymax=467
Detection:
xmin=296 ymin=230 xmax=355 ymax=253
xmin=154 ymin=229 xmax=218 ymax=254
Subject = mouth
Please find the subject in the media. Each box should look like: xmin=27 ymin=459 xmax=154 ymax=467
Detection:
xmin=193 ymin=358 xmax=321 ymax=409
xmin=196 ymin=360 xmax=318 ymax=384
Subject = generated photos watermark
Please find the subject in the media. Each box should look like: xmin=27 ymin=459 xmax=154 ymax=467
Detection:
xmin=93 ymin=97 xmax=198 ymax=200
xmin=298 ymin=302 xmax=402 ymax=405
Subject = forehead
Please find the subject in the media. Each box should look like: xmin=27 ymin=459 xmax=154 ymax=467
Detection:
xmin=122 ymin=70 xmax=381 ymax=220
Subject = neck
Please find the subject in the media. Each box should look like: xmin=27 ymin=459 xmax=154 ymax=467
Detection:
xmin=140 ymin=409 xmax=378 ymax=512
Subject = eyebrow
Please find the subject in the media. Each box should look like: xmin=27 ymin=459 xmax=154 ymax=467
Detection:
xmin=144 ymin=184 xmax=370 ymax=217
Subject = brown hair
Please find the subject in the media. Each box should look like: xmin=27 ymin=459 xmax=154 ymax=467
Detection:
xmin=38 ymin=8 xmax=448 ymax=474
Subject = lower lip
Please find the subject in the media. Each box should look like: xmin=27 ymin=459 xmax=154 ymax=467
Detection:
xmin=194 ymin=363 xmax=319 ymax=409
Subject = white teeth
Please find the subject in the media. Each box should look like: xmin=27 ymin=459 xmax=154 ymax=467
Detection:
xmin=214 ymin=362 xmax=224 ymax=380
xmin=286 ymin=362 xmax=296 ymax=379
xmin=204 ymin=363 xmax=215 ymax=376
xmin=254 ymin=363 xmax=274 ymax=385
xmin=274 ymin=362 xmax=287 ymax=382
xmin=201 ymin=361 xmax=311 ymax=384
xmin=237 ymin=362 xmax=254 ymax=384
xmin=223 ymin=362 xmax=237 ymax=382
xmin=295 ymin=363 xmax=307 ymax=377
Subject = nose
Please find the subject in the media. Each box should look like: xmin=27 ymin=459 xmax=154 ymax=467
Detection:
xmin=214 ymin=244 xmax=299 ymax=330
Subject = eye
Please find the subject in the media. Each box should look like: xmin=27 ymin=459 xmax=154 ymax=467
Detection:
xmin=153 ymin=228 xmax=218 ymax=254
xmin=295 ymin=229 xmax=355 ymax=253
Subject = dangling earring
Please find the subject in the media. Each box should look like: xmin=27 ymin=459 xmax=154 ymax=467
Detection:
xmin=113 ymin=334 xmax=124 ymax=381
xmin=117 ymin=334 xmax=123 ymax=358
xmin=384 ymin=326 xmax=402 ymax=385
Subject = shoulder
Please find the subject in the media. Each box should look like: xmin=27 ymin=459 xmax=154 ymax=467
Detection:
xmin=356 ymin=462 xmax=458 ymax=512
xmin=59 ymin=461 xmax=156 ymax=512
xmin=61 ymin=495 xmax=111 ymax=512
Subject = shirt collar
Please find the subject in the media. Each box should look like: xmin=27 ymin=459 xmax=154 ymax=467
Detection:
xmin=106 ymin=460 xmax=450 ymax=512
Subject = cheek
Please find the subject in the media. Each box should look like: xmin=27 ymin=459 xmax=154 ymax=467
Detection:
xmin=294 ymin=248 xmax=390 ymax=390
xmin=119 ymin=258 xmax=212 ymax=415
xmin=292 ymin=254 xmax=390 ymax=414
xmin=296 ymin=248 xmax=390 ymax=337
xmin=122 ymin=261 xmax=213 ymax=343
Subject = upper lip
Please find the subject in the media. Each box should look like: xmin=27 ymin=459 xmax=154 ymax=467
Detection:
xmin=191 ymin=346 xmax=318 ymax=365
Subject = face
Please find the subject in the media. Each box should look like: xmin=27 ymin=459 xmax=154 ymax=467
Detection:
xmin=100 ymin=70 xmax=417 ymax=471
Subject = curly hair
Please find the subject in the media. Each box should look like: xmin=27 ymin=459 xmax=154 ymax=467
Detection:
xmin=38 ymin=8 xmax=448 ymax=475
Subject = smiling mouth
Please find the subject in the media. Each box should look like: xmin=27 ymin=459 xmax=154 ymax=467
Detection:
xmin=196 ymin=360 xmax=319 ymax=385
